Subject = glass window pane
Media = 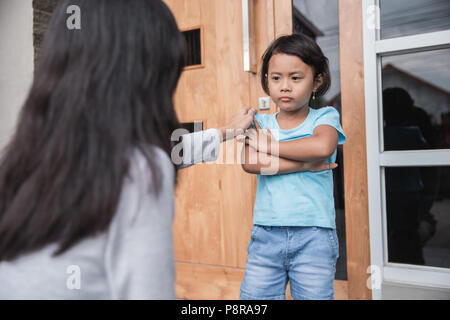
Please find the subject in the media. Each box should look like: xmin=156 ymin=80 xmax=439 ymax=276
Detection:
xmin=380 ymin=0 xmax=450 ymax=40
xmin=385 ymin=166 xmax=450 ymax=268
xmin=381 ymin=48 xmax=450 ymax=151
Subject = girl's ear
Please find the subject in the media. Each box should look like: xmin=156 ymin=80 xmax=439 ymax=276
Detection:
xmin=313 ymin=73 xmax=323 ymax=92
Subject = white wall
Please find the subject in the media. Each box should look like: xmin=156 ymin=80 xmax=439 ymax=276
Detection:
xmin=0 ymin=0 xmax=34 ymax=151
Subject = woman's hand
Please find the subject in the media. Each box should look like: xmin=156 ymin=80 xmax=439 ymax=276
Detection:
xmin=218 ymin=107 xmax=257 ymax=141
xmin=245 ymin=120 xmax=274 ymax=154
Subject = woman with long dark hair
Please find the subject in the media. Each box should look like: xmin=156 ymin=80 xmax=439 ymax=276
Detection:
xmin=0 ymin=0 xmax=255 ymax=299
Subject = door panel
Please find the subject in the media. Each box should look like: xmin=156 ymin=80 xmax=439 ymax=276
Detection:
xmin=165 ymin=0 xmax=348 ymax=300
xmin=166 ymin=0 xmax=256 ymax=271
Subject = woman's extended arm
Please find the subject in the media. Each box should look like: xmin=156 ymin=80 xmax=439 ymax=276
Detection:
xmin=176 ymin=107 xmax=257 ymax=169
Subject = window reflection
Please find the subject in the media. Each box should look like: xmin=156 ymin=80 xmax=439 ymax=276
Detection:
xmin=380 ymin=0 xmax=450 ymax=40
xmin=382 ymin=48 xmax=450 ymax=151
xmin=383 ymin=88 xmax=436 ymax=150
xmin=385 ymin=166 xmax=450 ymax=268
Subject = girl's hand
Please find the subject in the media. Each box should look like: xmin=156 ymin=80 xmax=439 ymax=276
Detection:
xmin=245 ymin=120 xmax=274 ymax=154
xmin=306 ymin=161 xmax=338 ymax=172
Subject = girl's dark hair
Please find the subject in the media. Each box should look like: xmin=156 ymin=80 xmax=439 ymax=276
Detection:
xmin=0 ymin=0 xmax=186 ymax=261
xmin=260 ymin=34 xmax=330 ymax=98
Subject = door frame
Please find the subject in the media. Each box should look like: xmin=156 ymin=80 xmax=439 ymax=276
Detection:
xmin=338 ymin=0 xmax=372 ymax=300
xmin=362 ymin=0 xmax=450 ymax=299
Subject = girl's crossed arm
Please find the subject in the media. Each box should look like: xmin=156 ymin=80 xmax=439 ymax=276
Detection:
xmin=241 ymin=140 xmax=336 ymax=175
xmin=247 ymin=121 xmax=339 ymax=162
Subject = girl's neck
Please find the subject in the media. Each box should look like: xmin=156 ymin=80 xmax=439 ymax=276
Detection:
xmin=277 ymin=104 xmax=310 ymax=123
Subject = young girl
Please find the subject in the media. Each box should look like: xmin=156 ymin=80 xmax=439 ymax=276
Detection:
xmin=241 ymin=34 xmax=346 ymax=300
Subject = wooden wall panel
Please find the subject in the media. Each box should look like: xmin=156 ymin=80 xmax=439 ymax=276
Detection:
xmin=166 ymin=0 xmax=223 ymax=266
xmin=175 ymin=263 xmax=245 ymax=300
xmin=166 ymin=0 xmax=216 ymax=124
xmin=273 ymin=0 xmax=293 ymax=37
xmin=338 ymin=0 xmax=372 ymax=300
xmin=166 ymin=0 xmax=255 ymax=269
xmin=249 ymin=0 xmax=293 ymax=120
xmin=212 ymin=0 xmax=258 ymax=268
xmin=249 ymin=0 xmax=277 ymax=120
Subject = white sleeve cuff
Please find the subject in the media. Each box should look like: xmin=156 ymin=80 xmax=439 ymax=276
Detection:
xmin=180 ymin=128 xmax=221 ymax=167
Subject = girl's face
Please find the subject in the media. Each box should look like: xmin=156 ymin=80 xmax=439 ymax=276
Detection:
xmin=267 ymin=53 xmax=322 ymax=113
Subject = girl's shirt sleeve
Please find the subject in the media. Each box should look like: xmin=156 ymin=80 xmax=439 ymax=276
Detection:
xmin=313 ymin=106 xmax=346 ymax=145
xmin=252 ymin=113 xmax=263 ymax=129
xmin=252 ymin=113 xmax=269 ymax=134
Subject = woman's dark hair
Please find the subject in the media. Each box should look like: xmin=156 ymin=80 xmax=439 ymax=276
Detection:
xmin=260 ymin=34 xmax=330 ymax=98
xmin=0 ymin=0 xmax=186 ymax=261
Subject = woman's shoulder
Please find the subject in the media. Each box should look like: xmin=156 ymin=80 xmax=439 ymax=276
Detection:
xmin=121 ymin=146 xmax=175 ymax=213
xmin=112 ymin=145 xmax=175 ymax=230
xmin=128 ymin=146 xmax=174 ymax=185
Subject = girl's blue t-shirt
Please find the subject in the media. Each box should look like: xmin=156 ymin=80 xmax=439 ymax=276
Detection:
xmin=252 ymin=106 xmax=346 ymax=229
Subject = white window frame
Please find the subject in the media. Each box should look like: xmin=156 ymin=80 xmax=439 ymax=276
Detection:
xmin=362 ymin=0 xmax=450 ymax=300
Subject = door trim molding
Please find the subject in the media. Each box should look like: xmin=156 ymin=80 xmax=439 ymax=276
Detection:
xmin=339 ymin=0 xmax=373 ymax=300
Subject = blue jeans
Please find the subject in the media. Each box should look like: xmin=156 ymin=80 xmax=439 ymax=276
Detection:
xmin=240 ymin=225 xmax=339 ymax=300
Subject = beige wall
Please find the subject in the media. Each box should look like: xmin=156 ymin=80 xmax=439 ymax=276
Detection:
xmin=0 ymin=0 xmax=34 ymax=151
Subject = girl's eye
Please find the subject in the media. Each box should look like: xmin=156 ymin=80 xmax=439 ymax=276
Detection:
xmin=292 ymin=77 xmax=302 ymax=81
xmin=271 ymin=76 xmax=280 ymax=81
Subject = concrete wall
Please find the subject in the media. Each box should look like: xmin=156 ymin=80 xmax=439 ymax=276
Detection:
xmin=0 ymin=0 xmax=34 ymax=151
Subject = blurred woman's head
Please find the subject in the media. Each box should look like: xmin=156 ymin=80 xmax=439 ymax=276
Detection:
xmin=0 ymin=0 xmax=185 ymax=261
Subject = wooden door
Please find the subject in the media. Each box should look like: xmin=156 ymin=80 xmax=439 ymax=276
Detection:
xmin=165 ymin=0 xmax=307 ymax=300
xmin=166 ymin=0 xmax=256 ymax=299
